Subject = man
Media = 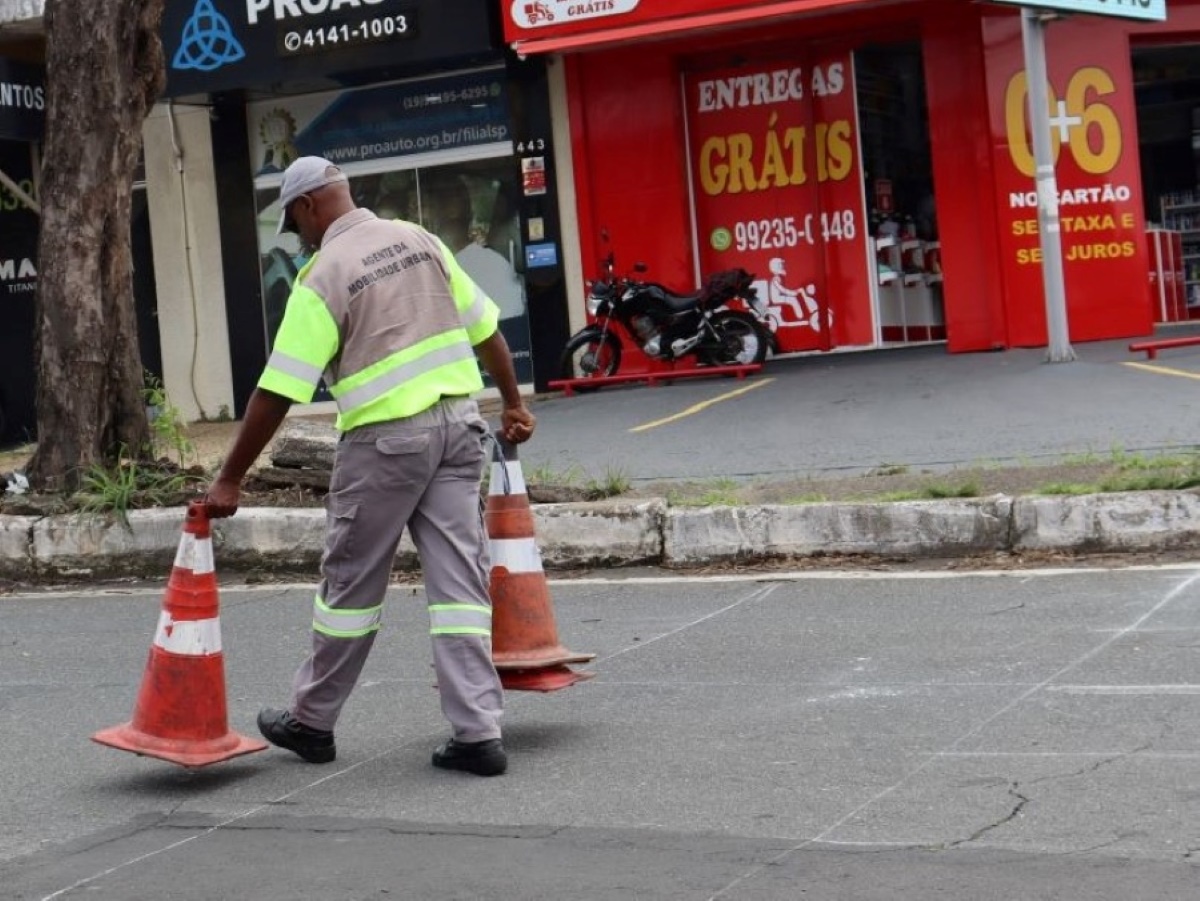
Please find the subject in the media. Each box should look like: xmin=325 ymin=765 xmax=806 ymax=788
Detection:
xmin=204 ymin=156 xmax=536 ymax=777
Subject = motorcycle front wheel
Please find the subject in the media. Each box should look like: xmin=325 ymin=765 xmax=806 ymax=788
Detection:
xmin=700 ymin=311 xmax=769 ymax=366
xmin=559 ymin=330 xmax=623 ymax=392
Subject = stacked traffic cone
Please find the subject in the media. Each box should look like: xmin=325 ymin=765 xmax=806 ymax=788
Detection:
xmin=92 ymin=501 xmax=267 ymax=767
xmin=486 ymin=435 xmax=596 ymax=691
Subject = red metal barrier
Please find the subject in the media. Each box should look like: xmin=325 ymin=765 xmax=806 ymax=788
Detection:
xmin=1128 ymin=337 xmax=1200 ymax=360
xmin=549 ymin=364 xmax=763 ymax=397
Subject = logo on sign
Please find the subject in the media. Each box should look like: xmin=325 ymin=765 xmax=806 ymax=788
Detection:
xmin=510 ymin=0 xmax=639 ymax=29
xmin=173 ymin=0 xmax=246 ymax=73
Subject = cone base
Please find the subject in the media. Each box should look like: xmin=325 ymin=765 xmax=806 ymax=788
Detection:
xmin=493 ymin=647 xmax=597 ymax=670
xmin=92 ymin=722 xmax=268 ymax=769
xmin=499 ymin=664 xmax=596 ymax=692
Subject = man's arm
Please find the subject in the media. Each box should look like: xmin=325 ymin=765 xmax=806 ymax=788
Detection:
xmin=203 ymin=388 xmax=294 ymax=517
xmin=474 ymin=330 xmax=535 ymax=444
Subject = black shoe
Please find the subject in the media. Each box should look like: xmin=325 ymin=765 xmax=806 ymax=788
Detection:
xmin=431 ymin=738 xmax=507 ymax=776
xmin=256 ymin=708 xmax=336 ymax=764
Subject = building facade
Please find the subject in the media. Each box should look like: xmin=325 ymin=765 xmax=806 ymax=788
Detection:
xmin=0 ymin=3 xmax=42 ymax=441
xmin=502 ymin=0 xmax=1200 ymax=374
xmin=150 ymin=0 xmax=572 ymax=421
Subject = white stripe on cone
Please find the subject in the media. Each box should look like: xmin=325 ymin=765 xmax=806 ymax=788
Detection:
xmin=153 ymin=611 xmax=223 ymax=655
xmin=488 ymin=460 xmax=527 ymax=496
xmin=488 ymin=536 xmax=543 ymax=574
xmin=173 ymin=533 xmax=215 ymax=575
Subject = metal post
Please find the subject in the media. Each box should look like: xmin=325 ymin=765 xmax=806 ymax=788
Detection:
xmin=1021 ymin=7 xmax=1075 ymax=363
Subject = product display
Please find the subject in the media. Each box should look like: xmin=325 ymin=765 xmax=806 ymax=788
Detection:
xmin=872 ymin=209 xmax=944 ymax=342
xmin=1161 ymin=190 xmax=1200 ymax=307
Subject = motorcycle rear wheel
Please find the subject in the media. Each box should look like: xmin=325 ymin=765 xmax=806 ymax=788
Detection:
xmin=701 ymin=311 xmax=769 ymax=366
xmin=559 ymin=331 xmax=623 ymax=392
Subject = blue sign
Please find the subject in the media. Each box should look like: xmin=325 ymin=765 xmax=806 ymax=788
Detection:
xmin=989 ymin=0 xmax=1166 ymax=21
xmin=253 ymin=70 xmax=511 ymax=174
xmin=160 ymin=0 xmax=496 ymax=98
xmin=525 ymin=243 xmax=558 ymax=269
xmin=173 ymin=0 xmax=246 ymax=73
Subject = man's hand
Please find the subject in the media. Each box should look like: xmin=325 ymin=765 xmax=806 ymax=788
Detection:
xmin=199 ymin=388 xmax=293 ymax=518
xmin=203 ymin=476 xmax=242 ymax=519
xmin=501 ymin=404 xmax=536 ymax=444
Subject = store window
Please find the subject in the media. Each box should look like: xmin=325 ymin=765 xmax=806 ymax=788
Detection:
xmin=0 ymin=139 xmax=37 ymax=442
xmin=248 ymin=68 xmax=533 ymax=398
xmin=855 ymin=41 xmax=942 ymax=343
xmin=1135 ymin=45 xmax=1200 ymax=316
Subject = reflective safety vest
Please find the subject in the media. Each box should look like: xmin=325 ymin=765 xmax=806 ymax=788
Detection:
xmin=258 ymin=209 xmax=500 ymax=431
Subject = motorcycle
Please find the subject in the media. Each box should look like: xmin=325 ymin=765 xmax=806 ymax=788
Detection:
xmin=560 ymin=253 xmax=772 ymax=390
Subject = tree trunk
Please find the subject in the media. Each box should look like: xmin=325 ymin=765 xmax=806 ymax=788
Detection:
xmin=27 ymin=0 xmax=165 ymax=492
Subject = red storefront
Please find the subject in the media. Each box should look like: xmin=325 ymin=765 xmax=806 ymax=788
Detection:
xmin=503 ymin=0 xmax=1200 ymax=361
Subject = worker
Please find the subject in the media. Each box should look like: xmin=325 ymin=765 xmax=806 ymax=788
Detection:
xmin=203 ymin=156 xmax=536 ymax=777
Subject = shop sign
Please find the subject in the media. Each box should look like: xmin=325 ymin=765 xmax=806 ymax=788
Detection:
xmin=510 ymin=0 xmax=640 ymax=29
xmin=988 ymin=0 xmax=1166 ymax=22
xmin=503 ymin=0 xmax=866 ymax=44
xmin=247 ymin=69 xmax=510 ymax=174
xmin=161 ymin=0 xmax=494 ymax=97
xmin=984 ymin=15 xmax=1150 ymax=344
xmin=0 ymin=0 xmax=43 ymax=23
xmin=0 ymin=58 xmax=43 ymax=143
xmin=685 ymin=53 xmax=872 ymax=353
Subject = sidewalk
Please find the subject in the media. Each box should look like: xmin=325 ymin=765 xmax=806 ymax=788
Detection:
xmin=6 ymin=333 xmax=1200 ymax=580
xmin=3 ymin=484 xmax=1200 ymax=581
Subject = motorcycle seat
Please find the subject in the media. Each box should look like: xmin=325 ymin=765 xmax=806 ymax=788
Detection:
xmin=645 ymin=284 xmax=705 ymax=312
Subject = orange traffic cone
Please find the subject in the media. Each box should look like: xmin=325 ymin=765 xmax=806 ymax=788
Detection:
xmin=487 ymin=435 xmax=596 ymax=691
xmin=92 ymin=501 xmax=267 ymax=767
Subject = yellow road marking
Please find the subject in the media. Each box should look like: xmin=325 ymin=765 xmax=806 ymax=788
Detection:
xmin=628 ymin=377 xmax=774 ymax=433
xmin=1122 ymin=361 xmax=1200 ymax=381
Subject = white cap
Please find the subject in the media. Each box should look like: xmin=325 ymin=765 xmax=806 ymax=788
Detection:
xmin=276 ymin=156 xmax=348 ymax=234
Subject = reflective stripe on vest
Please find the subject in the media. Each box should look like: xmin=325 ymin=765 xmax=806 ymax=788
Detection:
xmin=334 ymin=339 xmax=477 ymax=414
xmin=312 ymin=594 xmax=383 ymax=639
xmin=460 ymin=283 xmax=490 ymax=330
xmin=266 ymin=348 xmax=324 ymax=386
xmin=429 ymin=602 xmax=492 ymax=637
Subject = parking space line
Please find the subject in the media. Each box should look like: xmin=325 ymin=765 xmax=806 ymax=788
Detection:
xmin=1122 ymin=361 xmax=1200 ymax=380
xmin=628 ymin=377 xmax=774 ymax=433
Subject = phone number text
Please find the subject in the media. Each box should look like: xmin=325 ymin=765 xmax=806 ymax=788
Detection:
xmin=279 ymin=14 xmax=416 ymax=56
xmin=402 ymin=84 xmax=496 ymax=110
xmin=733 ymin=211 xmax=858 ymax=252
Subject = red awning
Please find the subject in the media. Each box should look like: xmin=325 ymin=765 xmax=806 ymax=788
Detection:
xmin=510 ymin=0 xmax=902 ymax=55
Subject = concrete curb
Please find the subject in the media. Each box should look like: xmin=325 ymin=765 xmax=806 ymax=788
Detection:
xmin=2 ymin=490 xmax=1199 ymax=580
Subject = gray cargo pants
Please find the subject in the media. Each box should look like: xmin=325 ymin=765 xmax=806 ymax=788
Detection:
xmin=289 ymin=397 xmax=502 ymax=742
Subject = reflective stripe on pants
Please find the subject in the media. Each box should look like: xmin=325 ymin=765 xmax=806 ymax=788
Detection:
xmin=289 ymin=398 xmax=502 ymax=741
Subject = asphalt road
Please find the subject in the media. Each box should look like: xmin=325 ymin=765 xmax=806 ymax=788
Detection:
xmin=4 ymin=565 xmax=1200 ymax=899
xmin=517 ymin=331 xmax=1200 ymax=485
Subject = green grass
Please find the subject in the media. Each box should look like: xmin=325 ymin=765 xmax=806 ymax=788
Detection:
xmin=72 ymin=456 xmax=199 ymax=527
xmin=586 ymin=467 xmax=631 ymax=497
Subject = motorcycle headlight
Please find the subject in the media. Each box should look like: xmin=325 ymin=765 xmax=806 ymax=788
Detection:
xmin=587 ymin=293 xmax=604 ymax=315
